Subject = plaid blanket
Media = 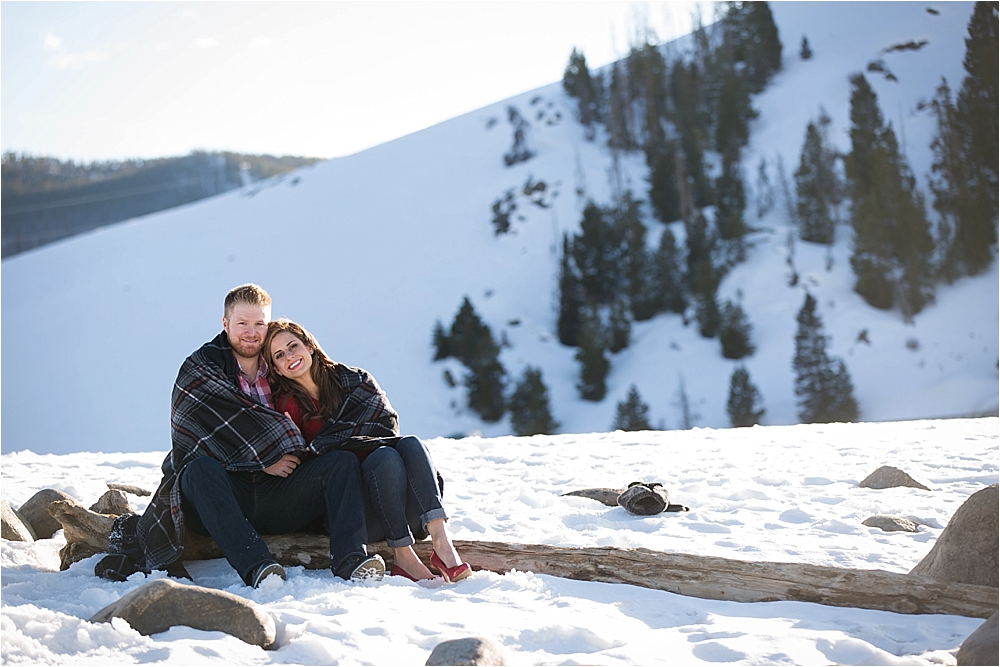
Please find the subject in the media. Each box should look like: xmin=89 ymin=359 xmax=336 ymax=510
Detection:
xmin=307 ymin=365 xmax=400 ymax=454
xmin=137 ymin=332 xmax=305 ymax=570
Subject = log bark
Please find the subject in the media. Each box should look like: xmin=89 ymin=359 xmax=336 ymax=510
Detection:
xmin=50 ymin=500 xmax=997 ymax=619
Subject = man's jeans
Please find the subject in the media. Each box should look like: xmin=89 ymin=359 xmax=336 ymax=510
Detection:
xmin=180 ymin=450 xmax=368 ymax=584
xmin=362 ymin=436 xmax=448 ymax=548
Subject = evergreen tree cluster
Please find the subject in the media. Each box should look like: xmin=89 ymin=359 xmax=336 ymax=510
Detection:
xmin=794 ymin=111 xmax=841 ymax=245
xmin=928 ymin=2 xmax=998 ymax=282
xmin=434 ymin=297 xmax=558 ymax=433
xmin=793 ymin=293 xmax=859 ymax=424
xmin=432 ymin=297 xmax=507 ymax=422
xmin=556 ymin=194 xmax=687 ymax=400
xmin=846 ymin=73 xmax=935 ymax=319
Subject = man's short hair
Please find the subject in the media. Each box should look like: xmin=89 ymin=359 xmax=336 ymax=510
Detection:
xmin=224 ymin=283 xmax=272 ymax=318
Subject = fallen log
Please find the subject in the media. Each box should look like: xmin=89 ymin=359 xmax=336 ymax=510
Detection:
xmin=50 ymin=499 xmax=997 ymax=619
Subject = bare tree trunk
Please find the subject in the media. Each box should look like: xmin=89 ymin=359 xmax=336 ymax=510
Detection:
xmin=50 ymin=500 xmax=996 ymax=619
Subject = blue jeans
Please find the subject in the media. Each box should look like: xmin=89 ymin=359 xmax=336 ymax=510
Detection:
xmin=179 ymin=450 xmax=368 ymax=584
xmin=362 ymin=436 xmax=448 ymax=548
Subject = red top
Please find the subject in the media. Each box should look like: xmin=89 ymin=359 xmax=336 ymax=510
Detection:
xmin=277 ymin=394 xmax=370 ymax=462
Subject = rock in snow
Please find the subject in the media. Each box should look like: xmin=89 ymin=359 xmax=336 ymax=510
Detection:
xmin=909 ymin=484 xmax=998 ymax=587
xmin=426 ymin=637 xmax=507 ymax=666
xmin=858 ymin=466 xmax=931 ymax=491
xmin=89 ymin=578 xmax=276 ymax=649
xmin=15 ymin=488 xmax=75 ymax=539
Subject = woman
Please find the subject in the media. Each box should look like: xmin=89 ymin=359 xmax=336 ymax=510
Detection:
xmin=263 ymin=318 xmax=470 ymax=583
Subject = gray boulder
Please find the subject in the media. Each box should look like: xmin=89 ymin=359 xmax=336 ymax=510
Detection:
xmin=107 ymin=483 xmax=151 ymax=497
xmin=862 ymin=515 xmax=919 ymax=533
xmin=426 ymin=637 xmax=507 ymax=666
xmin=2 ymin=499 xmax=35 ymax=541
xmin=859 ymin=466 xmax=930 ymax=491
xmin=957 ymin=611 xmax=998 ymax=666
xmin=90 ymin=490 xmax=132 ymax=516
xmin=15 ymin=488 xmax=74 ymax=539
xmin=910 ymin=484 xmax=998 ymax=587
xmin=89 ymin=578 xmax=276 ymax=649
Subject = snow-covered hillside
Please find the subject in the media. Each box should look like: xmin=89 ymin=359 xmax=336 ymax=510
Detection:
xmin=2 ymin=2 xmax=995 ymax=455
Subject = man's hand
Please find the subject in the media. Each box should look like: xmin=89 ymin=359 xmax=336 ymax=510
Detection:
xmin=263 ymin=453 xmax=300 ymax=477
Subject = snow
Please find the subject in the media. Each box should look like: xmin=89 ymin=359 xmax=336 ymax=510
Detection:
xmin=3 ymin=418 xmax=997 ymax=665
xmin=1 ymin=2 xmax=997 ymax=664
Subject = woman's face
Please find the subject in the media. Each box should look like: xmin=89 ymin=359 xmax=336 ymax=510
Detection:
xmin=269 ymin=330 xmax=314 ymax=382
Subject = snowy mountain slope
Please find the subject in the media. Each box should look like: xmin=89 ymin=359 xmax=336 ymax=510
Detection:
xmin=2 ymin=1 xmax=995 ymax=455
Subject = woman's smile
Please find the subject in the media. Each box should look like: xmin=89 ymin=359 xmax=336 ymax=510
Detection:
xmin=269 ymin=330 xmax=314 ymax=380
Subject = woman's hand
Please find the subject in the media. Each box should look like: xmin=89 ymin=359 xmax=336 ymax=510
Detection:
xmin=263 ymin=453 xmax=300 ymax=477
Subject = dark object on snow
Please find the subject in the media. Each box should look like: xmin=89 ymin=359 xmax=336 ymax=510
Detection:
xmin=910 ymin=484 xmax=998 ymax=587
xmin=562 ymin=488 xmax=624 ymax=507
xmin=862 ymin=515 xmax=919 ymax=533
xmin=858 ymin=465 xmax=930 ymax=491
xmin=14 ymin=488 xmax=74 ymax=539
xmin=2 ymin=499 xmax=35 ymax=541
xmin=957 ymin=611 xmax=999 ymax=666
xmin=426 ymin=637 xmax=507 ymax=666
xmin=618 ymin=482 xmax=670 ymax=515
xmin=89 ymin=578 xmax=276 ymax=648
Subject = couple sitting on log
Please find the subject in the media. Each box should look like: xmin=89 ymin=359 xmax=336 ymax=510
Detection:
xmin=97 ymin=284 xmax=469 ymax=588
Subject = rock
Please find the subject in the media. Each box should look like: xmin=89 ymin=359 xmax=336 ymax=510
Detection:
xmin=910 ymin=484 xmax=998 ymax=587
xmin=957 ymin=611 xmax=998 ymax=666
xmin=89 ymin=578 xmax=276 ymax=649
xmin=15 ymin=488 xmax=74 ymax=539
xmin=862 ymin=515 xmax=919 ymax=533
xmin=426 ymin=637 xmax=507 ymax=666
xmin=107 ymin=483 xmax=152 ymax=497
xmin=90 ymin=490 xmax=132 ymax=516
xmin=858 ymin=465 xmax=930 ymax=491
xmin=2 ymin=499 xmax=35 ymax=541
xmin=561 ymin=488 xmax=625 ymax=507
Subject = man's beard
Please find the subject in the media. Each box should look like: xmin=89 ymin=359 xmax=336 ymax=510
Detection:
xmin=229 ymin=335 xmax=263 ymax=359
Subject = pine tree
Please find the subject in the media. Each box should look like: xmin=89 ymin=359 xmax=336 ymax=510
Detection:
xmin=572 ymin=201 xmax=626 ymax=305
xmin=799 ymin=36 xmax=813 ymax=60
xmin=608 ymin=296 xmax=631 ymax=353
xmin=847 ymin=74 xmax=935 ymax=318
xmin=647 ymin=141 xmax=682 ymax=224
xmin=563 ymin=48 xmax=600 ymax=141
xmin=933 ymin=3 xmax=998 ymax=279
xmin=793 ymin=293 xmax=859 ymax=423
xmin=669 ymin=60 xmax=714 ymax=208
xmin=508 ymin=367 xmax=559 ymax=436
xmin=464 ymin=351 xmax=507 ymax=423
xmin=715 ymin=154 xmax=748 ymax=248
xmin=719 ymin=300 xmax=755 ymax=359
xmin=715 ymin=67 xmax=754 ymax=158
xmin=557 ymin=233 xmax=584 ymax=346
xmin=612 ymin=384 xmax=653 ymax=431
xmin=722 ymin=1 xmax=783 ymax=93
xmin=795 ymin=121 xmax=835 ymax=244
xmin=727 ymin=365 xmax=765 ymax=427
xmin=575 ymin=305 xmax=609 ymax=401
xmin=651 ymin=227 xmax=687 ymax=314
xmin=432 ymin=320 xmax=450 ymax=361
xmin=627 ymin=42 xmax=669 ymax=151
xmin=755 ymin=157 xmax=775 ymax=219
xmin=441 ymin=297 xmax=508 ymax=422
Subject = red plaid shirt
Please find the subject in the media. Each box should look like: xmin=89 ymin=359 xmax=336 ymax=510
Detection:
xmin=235 ymin=354 xmax=272 ymax=408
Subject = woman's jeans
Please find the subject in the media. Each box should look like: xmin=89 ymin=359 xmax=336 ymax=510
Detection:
xmin=179 ymin=450 xmax=368 ymax=585
xmin=362 ymin=436 xmax=447 ymax=548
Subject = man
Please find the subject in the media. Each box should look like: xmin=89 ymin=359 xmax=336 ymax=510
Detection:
xmin=98 ymin=284 xmax=384 ymax=587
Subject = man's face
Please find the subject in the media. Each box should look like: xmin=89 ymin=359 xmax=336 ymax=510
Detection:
xmin=223 ymin=302 xmax=270 ymax=360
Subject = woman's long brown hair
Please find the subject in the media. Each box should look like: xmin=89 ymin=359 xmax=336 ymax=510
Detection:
xmin=264 ymin=319 xmax=344 ymax=422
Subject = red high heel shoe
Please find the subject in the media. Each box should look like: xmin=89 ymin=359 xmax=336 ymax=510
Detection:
xmin=430 ymin=550 xmax=471 ymax=583
xmin=389 ymin=564 xmax=418 ymax=581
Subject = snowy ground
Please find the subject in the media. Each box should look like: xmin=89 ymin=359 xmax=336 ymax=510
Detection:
xmin=3 ymin=418 xmax=996 ymax=665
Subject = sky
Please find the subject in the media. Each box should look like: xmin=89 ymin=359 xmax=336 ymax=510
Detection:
xmin=1 ymin=1 xmax=709 ymax=163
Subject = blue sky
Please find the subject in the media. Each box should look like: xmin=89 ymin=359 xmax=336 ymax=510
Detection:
xmin=2 ymin=1 xmax=707 ymax=162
